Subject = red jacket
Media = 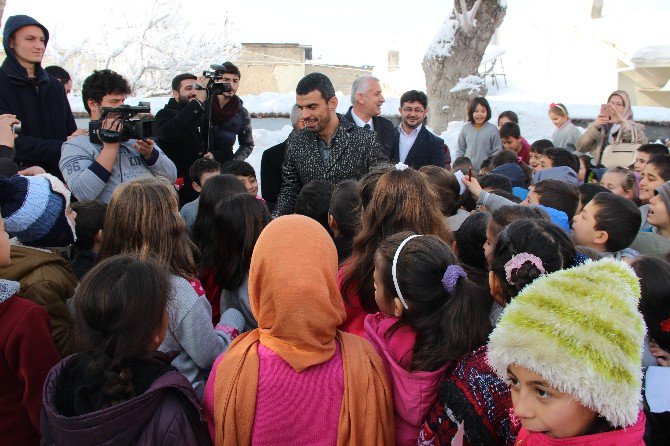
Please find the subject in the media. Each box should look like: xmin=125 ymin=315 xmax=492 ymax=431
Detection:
xmin=519 ymin=137 xmax=531 ymax=164
xmin=513 ymin=411 xmax=645 ymax=445
xmin=0 ymin=289 xmax=60 ymax=446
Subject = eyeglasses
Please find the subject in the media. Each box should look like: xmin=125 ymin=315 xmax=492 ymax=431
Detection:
xmin=401 ymin=107 xmax=425 ymax=114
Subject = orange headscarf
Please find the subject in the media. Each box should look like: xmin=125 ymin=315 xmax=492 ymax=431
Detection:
xmin=212 ymin=215 xmax=394 ymax=445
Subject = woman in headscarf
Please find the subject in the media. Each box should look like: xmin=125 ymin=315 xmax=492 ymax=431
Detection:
xmin=202 ymin=215 xmax=394 ymax=446
xmin=577 ymin=90 xmax=648 ymax=161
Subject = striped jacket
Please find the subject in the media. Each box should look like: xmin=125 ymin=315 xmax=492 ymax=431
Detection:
xmin=274 ymin=117 xmax=387 ymax=216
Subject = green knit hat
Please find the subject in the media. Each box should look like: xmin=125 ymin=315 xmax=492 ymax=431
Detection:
xmin=487 ymin=258 xmax=645 ymax=428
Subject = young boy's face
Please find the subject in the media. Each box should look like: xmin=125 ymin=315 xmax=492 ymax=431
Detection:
xmin=236 ymin=175 xmax=258 ymax=196
xmin=192 ymin=170 xmax=220 ymax=193
xmin=501 ymin=136 xmax=522 ymax=154
xmin=639 ymin=163 xmax=665 ymax=203
xmin=529 ymin=152 xmax=542 ymax=171
xmin=634 ymin=151 xmax=652 ymax=173
xmin=507 ymin=364 xmax=598 ymax=439
xmin=537 ymin=155 xmax=554 ymax=171
xmin=0 ymin=217 xmax=10 ymax=267
xmin=571 ymin=201 xmax=605 ymax=251
xmin=647 ymin=193 xmax=670 ymax=231
xmin=521 ymin=186 xmax=540 ymax=206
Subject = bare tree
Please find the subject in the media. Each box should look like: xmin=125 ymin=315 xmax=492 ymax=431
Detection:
xmin=422 ymin=0 xmax=506 ymax=132
xmin=0 ymin=0 xmax=5 ymax=25
xmin=46 ymin=0 xmax=239 ymax=96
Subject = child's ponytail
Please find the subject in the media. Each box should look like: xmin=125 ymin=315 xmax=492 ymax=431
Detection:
xmin=71 ymin=255 xmax=172 ymax=408
xmin=377 ymin=232 xmax=493 ymax=372
xmin=490 ymin=219 xmax=576 ymax=303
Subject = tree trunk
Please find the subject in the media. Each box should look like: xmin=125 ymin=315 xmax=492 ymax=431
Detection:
xmin=0 ymin=0 xmax=6 ymax=25
xmin=423 ymin=0 xmax=506 ymax=133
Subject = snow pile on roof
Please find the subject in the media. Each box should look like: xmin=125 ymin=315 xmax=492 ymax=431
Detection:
xmin=631 ymin=46 xmax=670 ymax=66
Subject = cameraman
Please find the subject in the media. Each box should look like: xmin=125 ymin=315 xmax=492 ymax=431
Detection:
xmin=203 ymin=62 xmax=254 ymax=164
xmin=156 ymin=73 xmax=208 ymax=205
xmin=59 ymin=69 xmax=177 ymax=203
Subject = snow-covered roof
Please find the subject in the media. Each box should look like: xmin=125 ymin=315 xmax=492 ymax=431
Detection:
xmin=631 ymin=46 xmax=670 ymax=66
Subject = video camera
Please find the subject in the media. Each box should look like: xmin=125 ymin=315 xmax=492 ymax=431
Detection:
xmin=89 ymin=102 xmax=158 ymax=144
xmin=198 ymin=64 xmax=233 ymax=96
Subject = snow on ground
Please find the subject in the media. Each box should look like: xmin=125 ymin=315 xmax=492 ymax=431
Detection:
xmin=69 ymin=91 xmax=670 ymax=189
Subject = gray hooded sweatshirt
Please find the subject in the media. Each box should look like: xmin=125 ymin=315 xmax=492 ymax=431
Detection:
xmin=59 ymin=135 xmax=177 ymax=203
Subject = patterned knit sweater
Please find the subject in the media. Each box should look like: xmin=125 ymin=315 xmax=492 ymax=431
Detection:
xmin=274 ymin=116 xmax=387 ymax=216
xmin=419 ymin=346 xmax=519 ymax=446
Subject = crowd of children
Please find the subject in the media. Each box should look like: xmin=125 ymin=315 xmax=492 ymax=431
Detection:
xmin=1 ymin=91 xmax=670 ymax=446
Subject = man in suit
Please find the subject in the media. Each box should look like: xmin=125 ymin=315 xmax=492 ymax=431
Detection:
xmin=341 ymin=76 xmax=394 ymax=159
xmin=391 ymin=90 xmax=445 ymax=169
xmin=260 ymin=104 xmax=304 ymax=213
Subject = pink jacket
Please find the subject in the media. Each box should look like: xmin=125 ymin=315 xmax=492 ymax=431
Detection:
xmin=513 ymin=411 xmax=646 ymax=446
xmin=364 ymin=313 xmax=447 ymax=445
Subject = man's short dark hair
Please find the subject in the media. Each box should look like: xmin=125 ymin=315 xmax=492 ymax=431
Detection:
xmin=591 ymin=192 xmax=641 ymax=252
xmin=543 ymin=147 xmax=579 ymax=172
xmin=45 ymin=65 xmax=71 ymax=84
xmin=499 ymin=122 xmax=521 ymax=139
xmin=637 ymin=143 xmax=669 ymax=157
xmin=296 ymin=72 xmax=335 ymax=102
xmin=530 ymin=139 xmax=553 ymax=154
xmin=220 ymin=62 xmax=241 ymax=78
xmin=533 ymin=179 xmax=580 ymax=222
xmin=295 ymin=180 xmax=335 ymax=234
xmin=189 ymin=158 xmax=221 ymax=186
xmin=480 ymin=173 xmax=513 ymax=193
xmin=648 ymin=154 xmax=670 ymax=182
xmin=400 ymin=90 xmax=428 ymax=109
xmin=221 ymin=159 xmax=256 ymax=178
xmin=70 ymin=200 xmax=107 ymax=250
xmin=172 ymin=73 xmax=196 ymax=92
xmin=81 ymin=69 xmax=131 ymax=115
xmin=329 ymin=179 xmax=360 ymax=238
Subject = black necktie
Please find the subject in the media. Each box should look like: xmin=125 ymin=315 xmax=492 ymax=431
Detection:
xmin=363 ymin=124 xmax=371 ymax=130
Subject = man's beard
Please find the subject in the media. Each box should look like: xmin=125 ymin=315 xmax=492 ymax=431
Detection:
xmin=177 ymin=95 xmax=192 ymax=106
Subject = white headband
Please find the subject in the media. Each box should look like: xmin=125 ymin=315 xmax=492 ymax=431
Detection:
xmin=392 ymin=234 xmax=422 ymax=309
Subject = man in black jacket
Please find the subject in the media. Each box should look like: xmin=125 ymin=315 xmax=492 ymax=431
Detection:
xmin=274 ymin=73 xmax=386 ymax=217
xmin=0 ymin=15 xmax=84 ymax=177
xmin=156 ymin=73 xmax=208 ymax=205
xmin=341 ymin=75 xmax=394 ymax=159
xmin=390 ymin=90 xmax=446 ymax=169
xmin=260 ymin=104 xmax=304 ymax=213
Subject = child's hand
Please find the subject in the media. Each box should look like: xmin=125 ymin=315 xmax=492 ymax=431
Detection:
xmin=650 ymin=340 xmax=670 ymax=367
xmin=462 ymin=175 xmax=484 ymax=199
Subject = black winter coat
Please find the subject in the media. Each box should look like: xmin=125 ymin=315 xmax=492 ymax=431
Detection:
xmin=0 ymin=16 xmax=76 ymax=177
xmin=156 ymin=98 xmax=206 ymax=204
xmin=206 ymin=96 xmax=254 ymax=164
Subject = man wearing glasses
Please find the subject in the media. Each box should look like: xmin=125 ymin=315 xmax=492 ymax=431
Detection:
xmin=391 ymin=90 xmax=446 ymax=169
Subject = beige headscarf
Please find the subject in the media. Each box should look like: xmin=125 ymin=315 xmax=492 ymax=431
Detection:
xmin=212 ymin=215 xmax=394 ymax=445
